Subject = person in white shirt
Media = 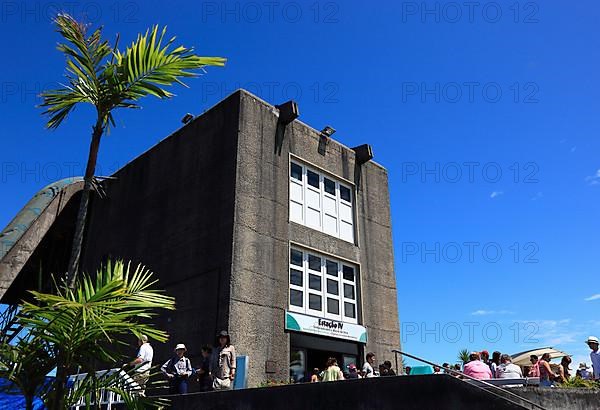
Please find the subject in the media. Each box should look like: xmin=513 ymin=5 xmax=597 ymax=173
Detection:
xmin=496 ymin=354 xmax=523 ymax=387
xmin=586 ymin=336 xmax=600 ymax=380
xmin=130 ymin=335 xmax=153 ymax=396
xmin=362 ymin=352 xmax=379 ymax=378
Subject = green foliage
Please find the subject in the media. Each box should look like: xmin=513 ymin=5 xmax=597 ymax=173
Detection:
xmin=559 ymin=377 xmax=599 ymax=389
xmin=457 ymin=348 xmax=470 ymax=365
xmin=0 ymin=260 xmax=175 ymax=409
xmin=40 ymin=13 xmax=226 ymax=130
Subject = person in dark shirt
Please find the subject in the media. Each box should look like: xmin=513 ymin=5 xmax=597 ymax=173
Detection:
xmin=383 ymin=361 xmax=396 ymax=376
xmin=346 ymin=364 xmax=360 ymax=379
xmin=196 ymin=345 xmax=213 ymax=392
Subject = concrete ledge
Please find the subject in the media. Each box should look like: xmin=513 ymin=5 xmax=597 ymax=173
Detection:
xmin=164 ymin=375 xmax=526 ymax=410
xmin=511 ymin=386 xmax=600 ymax=410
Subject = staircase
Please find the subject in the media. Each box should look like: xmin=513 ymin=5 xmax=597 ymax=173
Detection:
xmin=0 ymin=304 xmax=25 ymax=344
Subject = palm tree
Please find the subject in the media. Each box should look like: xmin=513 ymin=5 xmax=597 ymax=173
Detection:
xmin=1 ymin=260 xmax=175 ymax=410
xmin=40 ymin=14 xmax=226 ymax=288
xmin=0 ymin=334 xmax=55 ymax=410
xmin=458 ymin=348 xmax=470 ymax=367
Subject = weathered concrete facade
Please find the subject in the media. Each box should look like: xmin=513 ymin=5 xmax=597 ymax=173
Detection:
xmin=1 ymin=89 xmax=400 ymax=388
xmin=229 ymin=91 xmax=400 ymax=384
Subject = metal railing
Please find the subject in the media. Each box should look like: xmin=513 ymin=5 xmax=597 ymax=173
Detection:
xmin=392 ymin=349 xmax=546 ymax=410
xmin=0 ymin=304 xmax=24 ymax=344
xmin=67 ymin=368 xmax=139 ymax=409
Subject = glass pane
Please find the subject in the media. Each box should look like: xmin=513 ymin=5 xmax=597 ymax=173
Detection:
xmin=309 ymin=274 xmax=321 ymax=291
xmin=343 ymin=265 xmax=355 ymax=281
xmin=327 ymin=298 xmax=339 ymax=314
xmin=340 ymin=185 xmax=351 ymax=202
xmin=344 ymin=283 xmax=355 ymax=299
xmin=308 ymin=255 xmax=321 ymax=271
xmin=290 ymin=163 xmax=302 ymax=181
xmin=290 ymin=349 xmax=306 ymax=383
xmin=309 ymin=294 xmax=322 ymax=310
xmin=307 ymin=170 xmax=319 ymax=188
xmin=326 ymin=260 xmax=338 ymax=276
xmin=290 ymin=269 xmax=303 ymax=286
xmin=290 ymin=289 xmax=303 ymax=307
xmin=344 ymin=302 xmax=356 ymax=318
xmin=291 ymin=249 xmax=303 ymax=266
xmin=324 ymin=178 xmax=335 ymax=195
xmin=327 ymin=279 xmax=339 ymax=295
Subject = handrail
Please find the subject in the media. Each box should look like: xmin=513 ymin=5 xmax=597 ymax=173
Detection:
xmin=392 ymin=349 xmax=546 ymax=410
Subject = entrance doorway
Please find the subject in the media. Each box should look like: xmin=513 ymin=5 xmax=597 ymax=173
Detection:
xmin=289 ymin=333 xmax=361 ymax=383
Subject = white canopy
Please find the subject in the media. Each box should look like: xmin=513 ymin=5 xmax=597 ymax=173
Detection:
xmin=511 ymin=347 xmax=569 ymax=366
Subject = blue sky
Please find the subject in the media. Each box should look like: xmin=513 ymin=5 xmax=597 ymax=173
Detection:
xmin=0 ymin=1 xmax=599 ymax=368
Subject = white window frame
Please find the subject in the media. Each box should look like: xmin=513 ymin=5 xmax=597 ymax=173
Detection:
xmin=288 ymin=247 xmax=359 ymax=324
xmin=289 ymin=160 xmax=355 ymax=243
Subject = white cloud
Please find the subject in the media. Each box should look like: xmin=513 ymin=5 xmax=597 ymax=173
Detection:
xmin=584 ymin=294 xmax=600 ymax=301
xmin=514 ymin=319 xmax=576 ymax=347
xmin=490 ymin=191 xmax=504 ymax=199
xmin=471 ymin=309 xmax=514 ymax=316
xmin=585 ymin=169 xmax=600 ymax=186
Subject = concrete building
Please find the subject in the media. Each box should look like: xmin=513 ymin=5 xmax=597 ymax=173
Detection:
xmin=0 ymin=90 xmax=400 ymax=387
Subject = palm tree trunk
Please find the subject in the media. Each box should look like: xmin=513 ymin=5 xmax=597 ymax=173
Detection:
xmin=49 ymin=362 xmax=68 ymax=410
xmin=24 ymin=393 xmax=33 ymax=410
xmin=66 ymin=118 xmax=103 ymax=288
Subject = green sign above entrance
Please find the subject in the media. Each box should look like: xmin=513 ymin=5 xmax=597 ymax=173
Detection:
xmin=285 ymin=311 xmax=368 ymax=343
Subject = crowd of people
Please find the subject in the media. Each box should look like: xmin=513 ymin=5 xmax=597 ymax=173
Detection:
xmin=127 ymin=333 xmax=600 ymax=395
xmin=437 ymin=335 xmax=600 ymax=388
xmin=308 ymin=352 xmax=397 ymax=382
xmin=128 ymin=330 xmax=237 ymax=395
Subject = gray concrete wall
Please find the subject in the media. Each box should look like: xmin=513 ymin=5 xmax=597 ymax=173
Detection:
xmin=165 ymin=375 xmax=525 ymax=410
xmin=82 ymin=92 xmax=241 ymax=376
xmin=228 ymin=90 xmax=400 ymax=386
xmin=512 ymin=387 xmax=600 ymax=410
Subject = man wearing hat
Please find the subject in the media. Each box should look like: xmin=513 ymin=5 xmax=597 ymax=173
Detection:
xmin=576 ymin=363 xmax=591 ymax=380
xmin=586 ymin=336 xmax=600 ymax=380
xmin=161 ymin=343 xmax=193 ymax=394
xmin=211 ymin=330 xmax=236 ymax=390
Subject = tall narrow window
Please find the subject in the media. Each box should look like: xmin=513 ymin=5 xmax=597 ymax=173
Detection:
xmin=289 ymin=161 xmax=355 ymax=243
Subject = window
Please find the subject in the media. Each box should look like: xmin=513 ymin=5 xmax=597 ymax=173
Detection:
xmin=343 ymin=265 xmax=355 ymax=281
xmin=290 ymin=289 xmax=303 ymax=307
xmin=309 ymin=274 xmax=321 ymax=291
xmin=309 ymin=294 xmax=322 ymax=310
xmin=291 ymin=163 xmax=303 ymax=181
xmin=307 ymin=170 xmax=319 ymax=188
xmin=327 ymin=279 xmax=339 ymax=295
xmin=340 ymin=185 xmax=351 ymax=202
xmin=290 ymin=269 xmax=303 ymax=286
xmin=288 ymin=247 xmax=359 ymax=323
xmin=324 ymin=178 xmax=335 ymax=195
xmin=327 ymin=298 xmax=339 ymax=314
xmin=289 ymin=161 xmax=355 ymax=243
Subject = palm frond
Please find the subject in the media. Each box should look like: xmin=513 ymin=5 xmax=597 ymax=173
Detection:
xmin=40 ymin=14 xmax=225 ymax=132
xmin=105 ymin=25 xmax=226 ymax=106
xmin=20 ymin=260 xmax=175 ymax=363
xmin=64 ymin=365 xmax=169 ymax=409
xmin=40 ymin=13 xmax=111 ymax=129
